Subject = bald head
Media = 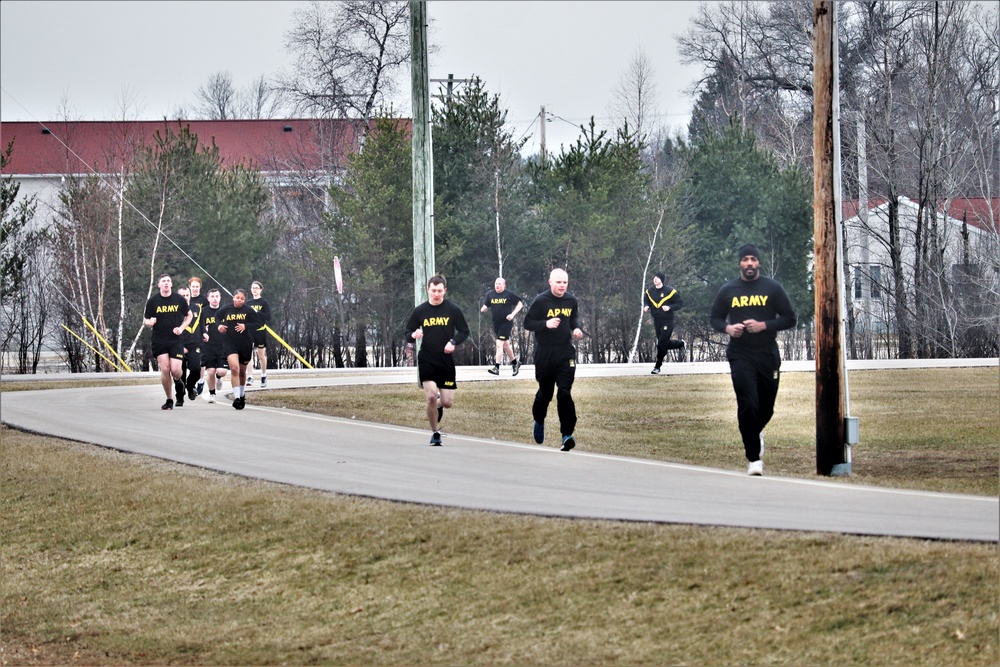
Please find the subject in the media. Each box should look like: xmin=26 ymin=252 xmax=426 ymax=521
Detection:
xmin=548 ymin=268 xmax=569 ymax=297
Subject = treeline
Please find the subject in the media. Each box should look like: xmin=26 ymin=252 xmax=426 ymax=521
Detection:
xmin=2 ymin=0 xmax=996 ymax=373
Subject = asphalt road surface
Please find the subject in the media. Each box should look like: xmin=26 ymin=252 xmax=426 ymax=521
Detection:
xmin=3 ymin=360 xmax=997 ymax=542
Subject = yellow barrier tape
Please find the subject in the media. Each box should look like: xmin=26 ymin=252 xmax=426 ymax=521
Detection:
xmin=263 ymin=325 xmax=314 ymax=369
xmin=81 ymin=316 xmax=133 ymax=372
xmin=61 ymin=324 xmax=126 ymax=371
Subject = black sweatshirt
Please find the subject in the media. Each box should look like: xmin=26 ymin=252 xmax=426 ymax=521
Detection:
xmin=523 ymin=290 xmax=581 ymax=350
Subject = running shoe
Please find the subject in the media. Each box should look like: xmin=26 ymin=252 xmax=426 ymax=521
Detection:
xmin=246 ymin=376 xmax=254 ymax=386
xmin=161 ymin=398 xmax=174 ymax=410
xmin=232 ymin=398 xmax=241 ymax=410
xmin=206 ymin=394 xmax=216 ymax=404
xmin=651 ymin=367 xmax=661 ymax=375
xmin=747 ymin=460 xmax=764 ymax=476
xmin=487 ymin=364 xmax=500 ymax=375
xmin=430 ymin=431 xmax=442 ymax=446
xmin=512 ymin=360 xmax=521 ymax=376
xmin=261 ymin=375 xmax=268 ymax=388
xmin=196 ymin=379 xmax=205 ymax=395
xmin=533 ymin=421 xmax=544 ymax=444
xmin=187 ymin=387 xmax=197 ymax=401
xmin=560 ymin=435 xmax=576 ymax=452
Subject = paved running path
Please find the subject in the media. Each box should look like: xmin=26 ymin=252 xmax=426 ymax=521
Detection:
xmin=3 ymin=360 xmax=997 ymax=542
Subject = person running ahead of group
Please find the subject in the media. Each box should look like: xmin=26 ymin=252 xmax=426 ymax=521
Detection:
xmin=216 ymin=288 xmax=262 ymax=410
xmin=142 ymin=274 xmax=192 ymax=410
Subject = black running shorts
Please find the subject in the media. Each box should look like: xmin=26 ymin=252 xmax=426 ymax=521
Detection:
xmin=151 ymin=339 xmax=185 ymax=359
xmin=418 ymin=357 xmax=457 ymax=390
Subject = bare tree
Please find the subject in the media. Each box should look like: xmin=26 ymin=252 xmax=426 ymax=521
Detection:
xmin=607 ymin=48 xmax=659 ymax=147
xmin=195 ymin=71 xmax=239 ymax=120
xmin=277 ymin=0 xmax=410 ymax=125
xmin=194 ymin=71 xmax=288 ymax=120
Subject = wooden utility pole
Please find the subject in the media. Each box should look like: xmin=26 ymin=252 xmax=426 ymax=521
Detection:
xmin=539 ymin=105 xmax=547 ymax=166
xmin=813 ymin=0 xmax=848 ymax=476
xmin=410 ymin=0 xmax=434 ymax=306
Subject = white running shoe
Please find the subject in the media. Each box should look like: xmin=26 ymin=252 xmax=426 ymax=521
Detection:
xmin=246 ymin=376 xmax=254 ymax=386
xmin=747 ymin=460 xmax=764 ymax=476
xmin=207 ymin=394 xmax=216 ymax=403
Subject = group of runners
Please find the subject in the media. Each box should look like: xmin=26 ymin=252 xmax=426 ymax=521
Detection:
xmin=143 ymin=275 xmax=271 ymax=411
xmin=144 ymin=243 xmax=796 ymax=476
xmin=406 ymin=244 xmax=796 ymax=477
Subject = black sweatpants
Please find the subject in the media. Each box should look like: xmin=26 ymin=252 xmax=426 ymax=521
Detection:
xmin=183 ymin=348 xmax=202 ymax=393
xmin=728 ymin=356 xmax=780 ymax=462
xmin=653 ymin=320 xmax=684 ymax=365
xmin=532 ymin=346 xmax=577 ymax=436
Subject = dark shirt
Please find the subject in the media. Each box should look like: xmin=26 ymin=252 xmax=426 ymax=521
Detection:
xmin=216 ymin=303 xmax=262 ymax=347
xmin=710 ymin=276 xmax=796 ymax=360
xmin=405 ymin=300 xmax=470 ymax=364
xmin=248 ymin=297 xmax=271 ymax=330
xmin=143 ymin=292 xmax=190 ymax=344
xmin=482 ymin=289 xmax=522 ymax=326
xmin=202 ymin=305 xmax=224 ymax=351
xmin=644 ymin=283 xmax=683 ymax=324
xmin=523 ymin=290 xmax=581 ymax=350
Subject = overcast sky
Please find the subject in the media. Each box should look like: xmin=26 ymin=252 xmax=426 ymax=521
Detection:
xmin=0 ymin=1 xmax=706 ymax=155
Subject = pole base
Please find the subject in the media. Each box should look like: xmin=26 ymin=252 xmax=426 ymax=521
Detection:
xmin=830 ymin=462 xmax=852 ymax=477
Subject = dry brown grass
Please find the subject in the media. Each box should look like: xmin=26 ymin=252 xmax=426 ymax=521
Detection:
xmin=2 ymin=427 xmax=997 ymax=666
xmin=2 ymin=366 xmax=997 ymax=665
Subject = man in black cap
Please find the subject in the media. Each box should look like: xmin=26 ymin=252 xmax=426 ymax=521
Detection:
xmin=710 ymin=244 xmax=797 ymax=476
xmin=644 ymin=271 xmax=685 ymax=374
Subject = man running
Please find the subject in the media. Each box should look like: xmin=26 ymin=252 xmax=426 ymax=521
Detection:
xmin=142 ymin=274 xmax=192 ymax=410
xmin=523 ymin=268 xmax=584 ymax=452
xmin=480 ymin=276 xmax=523 ymax=376
xmin=644 ymin=271 xmax=685 ymax=374
xmin=176 ymin=286 xmax=203 ymax=402
xmin=200 ymin=287 xmax=229 ymax=403
xmin=404 ymin=275 xmax=470 ymax=446
xmin=188 ymin=277 xmax=209 ymax=395
xmin=710 ymin=243 xmax=797 ymax=476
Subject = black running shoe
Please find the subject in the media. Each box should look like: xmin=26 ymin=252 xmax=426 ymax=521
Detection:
xmin=161 ymin=399 xmax=174 ymax=410
xmin=512 ymin=360 xmax=520 ymax=376
xmin=430 ymin=431 xmax=442 ymax=446
xmin=187 ymin=387 xmax=197 ymax=401
xmin=175 ymin=393 xmax=184 ymax=407
xmin=560 ymin=435 xmax=576 ymax=452
xmin=232 ymin=398 xmax=241 ymax=409
xmin=239 ymin=395 xmax=246 ymax=409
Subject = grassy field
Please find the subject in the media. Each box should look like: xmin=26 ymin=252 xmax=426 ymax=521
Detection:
xmin=2 ymin=366 xmax=998 ymax=665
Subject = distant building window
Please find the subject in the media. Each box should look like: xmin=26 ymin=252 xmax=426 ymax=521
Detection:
xmin=870 ymin=265 xmax=882 ymax=300
xmin=853 ymin=264 xmax=883 ymax=300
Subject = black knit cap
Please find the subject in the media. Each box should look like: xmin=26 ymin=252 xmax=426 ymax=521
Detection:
xmin=738 ymin=243 xmax=760 ymax=260
xmin=654 ymin=272 xmax=666 ymax=283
